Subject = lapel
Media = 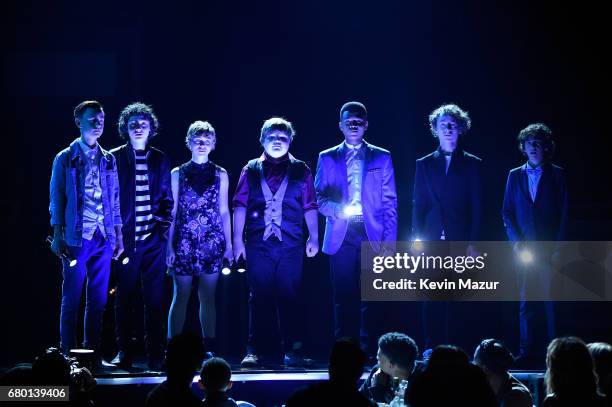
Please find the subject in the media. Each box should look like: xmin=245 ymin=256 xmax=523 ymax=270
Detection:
xmin=518 ymin=163 xmax=533 ymax=204
xmin=533 ymin=163 xmax=551 ymax=205
xmin=335 ymin=143 xmax=349 ymax=201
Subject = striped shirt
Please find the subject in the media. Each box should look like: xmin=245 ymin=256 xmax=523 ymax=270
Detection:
xmin=134 ymin=149 xmax=154 ymax=241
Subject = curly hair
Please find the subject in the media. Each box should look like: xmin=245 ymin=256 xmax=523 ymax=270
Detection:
xmin=378 ymin=332 xmax=418 ymax=372
xmin=517 ymin=123 xmax=555 ymax=158
xmin=117 ymin=102 xmax=159 ymax=140
xmin=185 ymin=121 xmax=216 ymax=148
xmin=545 ymin=337 xmax=598 ymax=398
xmin=259 ymin=117 xmax=295 ymax=145
xmin=428 ymin=104 xmax=471 ymax=137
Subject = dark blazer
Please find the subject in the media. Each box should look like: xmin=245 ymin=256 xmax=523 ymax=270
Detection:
xmin=412 ymin=148 xmax=482 ymax=241
xmin=502 ymin=163 xmax=568 ymax=241
xmin=110 ymin=143 xmax=173 ymax=250
xmin=315 ymin=140 xmax=397 ymax=255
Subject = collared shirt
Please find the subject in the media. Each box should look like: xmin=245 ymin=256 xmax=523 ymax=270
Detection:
xmin=344 ymin=141 xmax=364 ymax=215
xmin=78 ymin=139 xmax=106 ymax=240
xmin=523 ymin=162 xmax=543 ymax=202
xmin=233 ymin=153 xmax=318 ymax=211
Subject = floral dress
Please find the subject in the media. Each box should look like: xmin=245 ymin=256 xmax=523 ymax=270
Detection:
xmin=172 ymin=161 xmax=225 ymax=275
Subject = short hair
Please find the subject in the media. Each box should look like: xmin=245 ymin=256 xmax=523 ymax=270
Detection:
xmin=117 ymin=102 xmax=160 ymax=140
xmin=427 ymin=345 xmax=470 ymax=369
xmin=200 ymin=357 xmax=232 ymax=392
xmin=545 ymin=336 xmax=598 ymax=398
xmin=428 ymin=104 xmax=471 ymax=137
xmin=378 ymin=332 xmax=418 ymax=372
xmin=74 ymin=100 xmax=103 ymax=119
xmin=474 ymin=338 xmax=515 ymax=374
xmin=517 ymin=123 xmax=555 ymax=158
xmin=185 ymin=121 xmax=216 ymax=148
xmin=259 ymin=117 xmax=295 ymax=145
xmin=340 ymin=101 xmax=367 ymax=120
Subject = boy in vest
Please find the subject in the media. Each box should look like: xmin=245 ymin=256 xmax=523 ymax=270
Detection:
xmin=233 ymin=118 xmax=318 ymax=368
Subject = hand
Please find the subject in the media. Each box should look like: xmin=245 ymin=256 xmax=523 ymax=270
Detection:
xmin=223 ymin=246 xmax=234 ymax=264
xmin=166 ymin=245 xmax=176 ymax=267
xmin=466 ymin=244 xmax=480 ymax=258
xmin=306 ymin=236 xmax=319 ymax=257
xmin=372 ymin=368 xmax=390 ymax=387
xmin=51 ymin=236 xmax=68 ymax=258
xmin=233 ymin=239 xmax=246 ymax=262
xmin=113 ymin=237 xmax=124 ymax=260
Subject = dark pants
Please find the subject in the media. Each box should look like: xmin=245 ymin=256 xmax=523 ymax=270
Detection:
xmin=60 ymin=228 xmax=113 ymax=353
xmin=329 ymin=221 xmax=373 ymax=351
xmin=246 ymin=239 xmax=304 ymax=355
xmin=114 ymin=229 xmax=166 ymax=361
xmin=518 ymin=257 xmax=555 ymax=359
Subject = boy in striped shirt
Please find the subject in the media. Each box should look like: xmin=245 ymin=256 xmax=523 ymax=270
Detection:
xmin=111 ymin=102 xmax=173 ymax=371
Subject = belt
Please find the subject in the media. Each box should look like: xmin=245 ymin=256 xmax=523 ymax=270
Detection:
xmin=349 ymin=214 xmax=364 ymax=223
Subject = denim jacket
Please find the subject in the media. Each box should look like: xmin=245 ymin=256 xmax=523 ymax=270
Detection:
xmin=49 ymin=138 xmax=122 ymax=247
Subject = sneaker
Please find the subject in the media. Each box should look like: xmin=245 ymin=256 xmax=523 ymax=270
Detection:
xmin=111 ymin=351 xmax=132 ymax=370
xmin=240 ymin=353 xmax=260 ymax=368
xmin=284 ymin=352 xmax=313 ymax=368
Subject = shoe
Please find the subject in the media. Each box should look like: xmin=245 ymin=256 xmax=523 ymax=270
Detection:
xmin=111 ymin=351 xmax=132 ymax=370
xmin=91 ymin=357 xmax=116 ymax=374
xmin=240 ymin=353 xmax=260 ymax=368
xmin=284 ymin=352 xmax=314 ymax=368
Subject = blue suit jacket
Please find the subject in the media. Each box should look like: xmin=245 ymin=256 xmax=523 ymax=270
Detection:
xmin=502 ymin=163 xmax=568 ymax=241
xmin=315 ymin=141 xmax=397 ymax=255
xmin=411 ymin=148 xmax=482 ymax=241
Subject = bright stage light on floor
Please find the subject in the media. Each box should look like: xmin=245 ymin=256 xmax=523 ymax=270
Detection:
xmin=519 ymin=249 xmax=534 ymax=264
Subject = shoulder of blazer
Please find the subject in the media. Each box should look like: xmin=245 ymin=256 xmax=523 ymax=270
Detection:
xmin=364 ymin=142 xmax=391 ymax=157
xmin=319 ymin=143 xmax=343 ymax=158
xmin=416 ymin=151 xmax=437 ymax=163
xmin=462 ymin=150 xmax=482 ymax=163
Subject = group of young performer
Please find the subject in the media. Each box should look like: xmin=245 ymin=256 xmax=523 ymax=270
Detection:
xmin=49 ymin=99 xmax=567 ymax=370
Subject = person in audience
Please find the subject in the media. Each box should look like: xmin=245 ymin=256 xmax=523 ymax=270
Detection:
xmin=0 ymin=363 xmax=33 ymax=386
xmin=199 ymin=357 xmax=255 ymax=407
xmin=588 ymin=342 xmax=612 ymax=398
xmin=405 ymin=345 xmax=497 ymax=407
xmin=286 ymin=338 xmax=376 ymax=406
xmin=146 ymin=333 xmax=204 ymax=407
xmin=359 ymin=332 xmax=420 ymax=404
xmin=473 ymin=338 xmax=533 ymax=407
xmin=543 ymin=337 xmax=608 ymax=407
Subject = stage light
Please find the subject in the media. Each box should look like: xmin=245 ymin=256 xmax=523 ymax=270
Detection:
xmin=46 ymin=236 xmax=77 ymax=267
xmin=519 ymin=249 xmax=534 ymax=264
xmin=221 ymin=258 xmax=231 ymax=275
xmin=412 ymin=238 xmax=424 ymax=252
xmin=236 ymin=256 xmax=246 ymax=273
xmin=343 ymin=204 xmax=360 ymax=217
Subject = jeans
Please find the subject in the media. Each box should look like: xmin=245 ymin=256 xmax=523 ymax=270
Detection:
xmin=60 ymin=228 xmax=112 ymax=352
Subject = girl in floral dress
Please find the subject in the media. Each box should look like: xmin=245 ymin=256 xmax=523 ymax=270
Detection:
xmin=166 ymin=121 xmax=232 ymax=355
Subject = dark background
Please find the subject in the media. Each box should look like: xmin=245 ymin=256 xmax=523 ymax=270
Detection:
xmin=1 ymin=0 xmax=610 ymax=366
